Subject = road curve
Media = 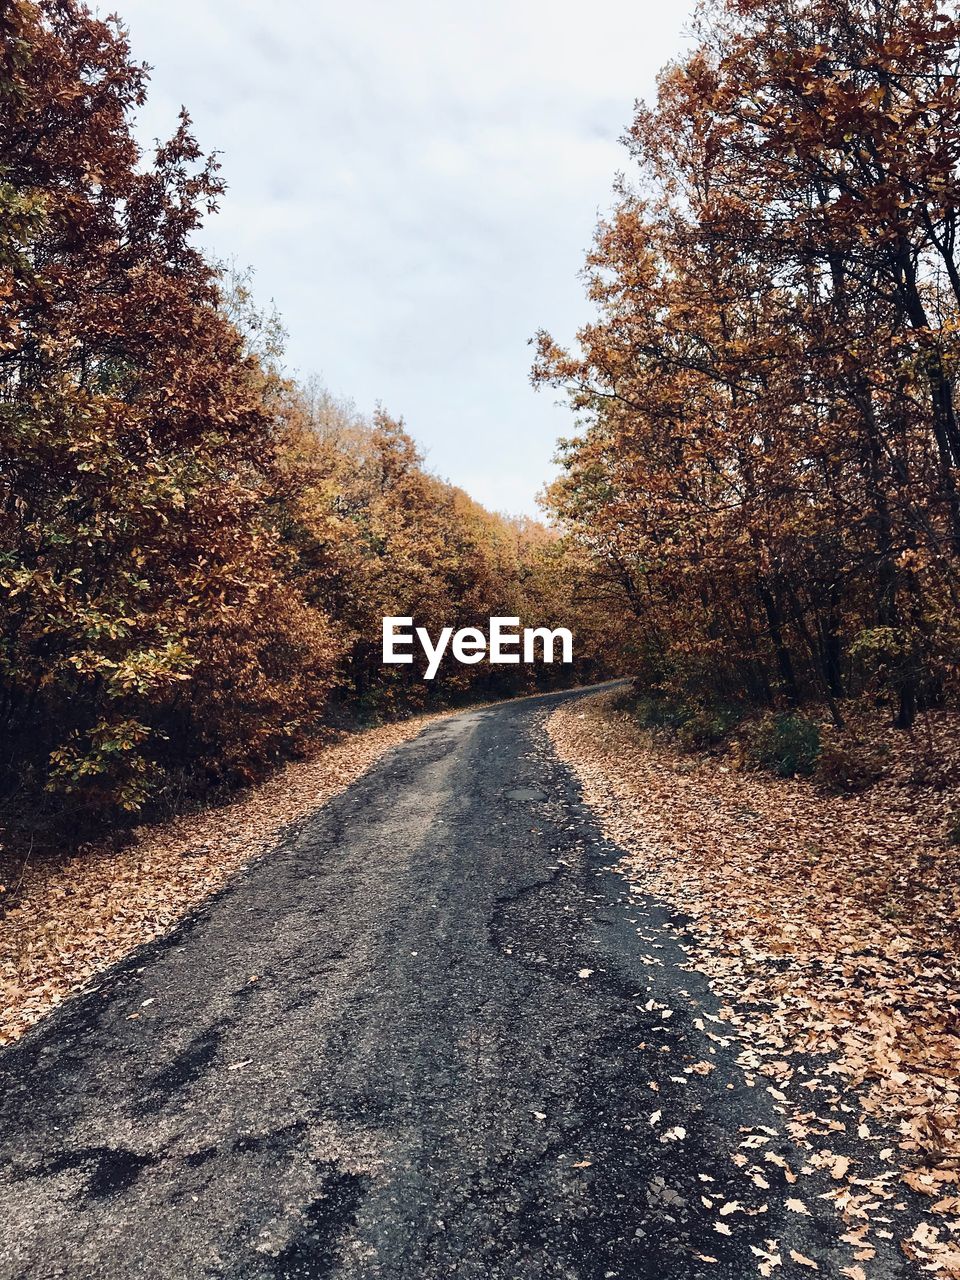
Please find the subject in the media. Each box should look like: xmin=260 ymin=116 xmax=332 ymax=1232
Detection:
xmin=0 ymin=688 xmax=912 ymax=1279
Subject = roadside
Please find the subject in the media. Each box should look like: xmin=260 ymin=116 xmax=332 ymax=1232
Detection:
xmin=0 ymin=712 xmax=449 ymax=1046
xmin=549 ymin=689 xmax=960 ymax=1278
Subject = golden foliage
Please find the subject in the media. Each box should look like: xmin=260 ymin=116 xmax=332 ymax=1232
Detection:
xmin=535 ymin=0 xmax=960 ymax=732
xmin=0 ymin=3 xmax=607 ymax=824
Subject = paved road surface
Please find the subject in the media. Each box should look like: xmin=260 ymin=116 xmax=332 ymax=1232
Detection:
xmin=0 ymin=689 xmax=913 ymax=1278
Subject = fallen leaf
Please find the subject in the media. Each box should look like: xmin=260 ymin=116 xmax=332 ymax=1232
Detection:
xmin=789 ymin=1251 xmax=819 ymax=1271
xmin=832 ymin=1156 xmax=850 ymax=1181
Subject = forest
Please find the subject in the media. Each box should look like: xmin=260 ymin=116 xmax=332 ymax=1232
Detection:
xmin=0 ymin=0 xmax=612 ymax=830
xmin=537 ymin=0 xmax=960 ymax=767
xmin=3 ymin=2 xmax=960 ymax=1275
xmin=5 ymin=0 xmax=960 ymax=825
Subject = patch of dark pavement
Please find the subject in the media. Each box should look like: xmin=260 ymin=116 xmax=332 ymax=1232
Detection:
xmin=233 ymin=1122 xmax=309 ymax=1158
xmin=140 ymin=1019 xmax=230 ymax=1111
xmin=9 ymin=1143 xmax=162 ymax=1201
xmin=264 ymin=1169 xmax=368 ymax=1280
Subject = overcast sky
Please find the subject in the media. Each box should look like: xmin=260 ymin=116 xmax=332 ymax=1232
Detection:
xmin=115 ymin=1 xmax=694 ymax=515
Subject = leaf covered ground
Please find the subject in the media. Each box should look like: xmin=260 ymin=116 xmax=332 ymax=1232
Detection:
xmin=549 ymin=690 xmax=960 ymax=1278
xmin=0 ymin=714 xmax=444 ymax=1046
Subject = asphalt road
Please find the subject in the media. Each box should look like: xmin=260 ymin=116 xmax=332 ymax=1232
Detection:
xmin=0 ymin=688 xmax=915 ymax=1279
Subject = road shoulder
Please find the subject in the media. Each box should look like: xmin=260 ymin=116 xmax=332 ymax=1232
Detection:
xmin=549 ymin=688 xmax=960 ymax=1279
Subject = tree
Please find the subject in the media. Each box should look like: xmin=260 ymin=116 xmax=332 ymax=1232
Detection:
xmin=0 ymin=0 xmax=337 ymax=813
xmin=535 ymin=0 xmax=960 ymax=729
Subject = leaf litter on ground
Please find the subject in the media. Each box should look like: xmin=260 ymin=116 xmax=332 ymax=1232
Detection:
xmin=550 ymin=691 xmax=960 ymax=1278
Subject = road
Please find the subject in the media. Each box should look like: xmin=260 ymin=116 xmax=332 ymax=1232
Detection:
xmin=0 ymin=688 xmax=913 ymax=1279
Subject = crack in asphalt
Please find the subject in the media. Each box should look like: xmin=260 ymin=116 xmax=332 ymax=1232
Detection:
xmin=0 ymin=687 xmax=918 ymax=1279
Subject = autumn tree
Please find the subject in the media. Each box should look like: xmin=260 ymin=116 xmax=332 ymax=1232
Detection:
xmin=0 ymin=0 xmax=338 ymax=814
xmin=535 ymin=0 xmax=960 ymax=730
xmin=0 ymin=0 xmax=609 ymax=828
xmin=278 ymin=389 xmax=610 ymax=711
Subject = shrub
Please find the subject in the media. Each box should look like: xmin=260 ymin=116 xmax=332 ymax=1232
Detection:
xmin=618 ymin=689 xmax=746 ymax=750
xmin=677 ymin=702 xmax=745 ymax=751
xmin=744 ymin=713 xmax=821 ymax=777
xmin=625 ymin=693 xmax=691 ymax=732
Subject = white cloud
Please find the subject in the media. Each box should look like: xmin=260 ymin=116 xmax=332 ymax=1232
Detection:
xmin=115 ymin=0 xmax=695 ymax=514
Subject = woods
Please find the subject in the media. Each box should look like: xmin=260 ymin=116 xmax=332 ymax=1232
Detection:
xmin=0 ymin=0 xmax=604 ymax=827
xmin=6 ymin=0 xmax=960 ymax=817
xmin=2 ymin=3 xmax=960 ymax=1274
xmin=535 ymin=0 xmax=960 ymax=747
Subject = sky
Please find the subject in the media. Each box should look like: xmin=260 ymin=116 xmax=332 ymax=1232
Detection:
xmin=114 ymin=1 xmax=695 ymax=516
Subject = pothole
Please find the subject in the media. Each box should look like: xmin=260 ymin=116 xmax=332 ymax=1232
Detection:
xmin=504 ymin=787 xmax=547 ymax=801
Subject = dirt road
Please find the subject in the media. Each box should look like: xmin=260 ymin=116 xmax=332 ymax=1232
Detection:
xmin=0 ymin=690 xmax=912 ymax=1278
